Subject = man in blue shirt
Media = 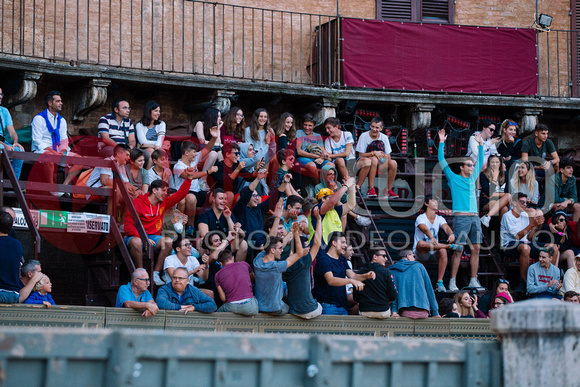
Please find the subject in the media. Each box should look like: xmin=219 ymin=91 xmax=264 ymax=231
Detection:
xmin=0 ymin=87 xmax=24 ymax=179
xmin=438 ymin=129 xmax=484 ymax=291
xmin=115 ymin=268 xmax=159 ymax=318
xmin=156 ymin=267 xmax=217 ymax=313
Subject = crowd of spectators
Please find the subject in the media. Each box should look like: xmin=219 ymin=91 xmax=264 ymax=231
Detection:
xmin=0 ymin=90 xmax=579 ymax=319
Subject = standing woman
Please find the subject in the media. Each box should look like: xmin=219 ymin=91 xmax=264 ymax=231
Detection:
xmin=244 ymin=108 xmax=275 ymax=163
xmin=222 ymin=106 xmax=246 ymax=143
xmin=135 ymin=100 xmax=166 ymax=169
xmin=480 ymin=154 xmax=512 ymax=227
xmin=275 ymin=112 xmax=297 ymax=151
xmin=497 ymin=119 xmax=522 ymax=173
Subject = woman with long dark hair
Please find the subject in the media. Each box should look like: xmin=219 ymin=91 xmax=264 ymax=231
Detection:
xmin=244 ymin=108 xmax=275 ymax=162
xmin=480 ymin=154 xmax=511 ymax=228
xmin=135 ymin=100 xmax=166 ymax=169
xmin=222 ymin=106 xmax=245 ymax=143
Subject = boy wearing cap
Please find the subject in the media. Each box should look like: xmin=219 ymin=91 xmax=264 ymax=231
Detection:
xmin=309 ymin=176 xmax=357 ymax=246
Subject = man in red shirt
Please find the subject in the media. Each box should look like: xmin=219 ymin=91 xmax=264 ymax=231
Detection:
xmin=124 ymin=170 xmax=195 ymax=285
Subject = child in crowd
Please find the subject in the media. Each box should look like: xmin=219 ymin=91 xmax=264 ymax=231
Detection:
xmin=148 ymin=149 xmax=172 ymax=185
xmin=24 ymin=275 xmax=55 ymax=307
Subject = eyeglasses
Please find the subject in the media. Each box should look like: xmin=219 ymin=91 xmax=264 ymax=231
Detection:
xmin=233 ymin=152 xmax=240 ymax=156
xmin=251 ymin=193 xmax=260 ymax=198
xmin=499 ymin=279 xmax=510 ymax=284
xmin=172 ymin=276 xmax=188 ymax=281
xmin=557 ymin=218 xmax=567 ymax=223
xmin=493 ymin=302 xmax=505 ymax=306
xmin=508 ymin=121 xmax=518 ymax=126
xmin=136 ymin=278 xmax=150 ymax=283
xmin=181 ymin=242 xmax=192 ymax=248
xmin=518 ymin=200 xmax=528 ymax=205
xmin=464 ymin=163 xmax=474 ymax=167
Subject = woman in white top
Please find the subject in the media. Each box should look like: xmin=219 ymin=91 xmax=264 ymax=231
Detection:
xmin=135 ymin=100 xmax=166 ymax=169
xmin=510 ymin=161 xmax=542 ymax=217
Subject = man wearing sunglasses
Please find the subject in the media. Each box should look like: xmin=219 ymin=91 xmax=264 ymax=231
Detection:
xmin=466 ymin=119 xmax=500 ymax=168
xmin=500 ymin=193 xmax=545 ymax=292
xmin=115 ymin=268 xmax=159 ymax=318
xmin=438 ymin=129 xmax=484 ymax=291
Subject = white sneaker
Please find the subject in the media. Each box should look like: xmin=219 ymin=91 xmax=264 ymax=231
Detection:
xmin=356 ymin=215 xmax=372 ymax=227
xmin=153 ymin=271 xmax=165 ymax=286
xmin=480 ymin=215 xmax=491 ymax=228
xmin=436 ymin=280 xmax=446 ymax=292
xmin=448 ymin=278 xmax=459 ymax=292
xmin=468 ymin=277 xmax=483 ymax=290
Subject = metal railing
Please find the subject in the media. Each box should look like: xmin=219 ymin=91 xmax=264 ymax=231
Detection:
xmin=0 ymin=0 xmax=341 ymax=86
xmin=1 ymin=0 xmax=579 ymax=97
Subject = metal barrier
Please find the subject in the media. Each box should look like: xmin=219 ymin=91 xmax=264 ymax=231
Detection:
xmin=0 ymin=0 xmax=340 ymax=86
xmin=0 ymin=327 xmax=502 ymax=387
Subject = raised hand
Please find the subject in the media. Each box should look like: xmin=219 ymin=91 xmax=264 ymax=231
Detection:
xmin=473 ymin=132 xmax=483 ymax=146
xmin=273 ymin=198 xmax=284 ymax=218
xmin=210 ymin=126 xmax=219 ymax=138
xmin=223 ymin=205 xmax=232 ymax=218
xmin=438 ymin=129 xmax=447 ymax=143
xmin=313 ymin=206 xmax=321 ymax=220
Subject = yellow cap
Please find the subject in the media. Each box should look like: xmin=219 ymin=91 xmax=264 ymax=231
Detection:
xmin=316 ymin=188 xmax=333 ymax=200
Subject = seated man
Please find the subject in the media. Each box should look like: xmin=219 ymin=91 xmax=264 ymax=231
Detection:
xmin=520 ymin=123 xmax=560 ymax=175
xmin=0 ymin=212 xmax=42 ymax=303
xmin=466 ymin=119 xmax=499 ymax=168
xmin=389 ymin=250 xmax=440 ymax=319
xmin=284 ymin=207 xmax=324 ymax=319
xmin=163 ymin=237 xmax=210 ymax=297
xmin=233 ymin=169 xmax=291 ymax=260
xmin=551 ymin=159 xmax=580 ymax=222
xmin=312 ymin=231 xmax=375 ymax=315
xmin=438 ymin=129 xmax=484 ymax=291
xmin=84 ymin=144 xmax=130 ymax=200
xmin=115 ymin=268 xmax=159 ymax=317
xmin=563 ymin=254 xmax=580 ymax=294
xmin=172 ymin=137 xmax=219 ymax=235
xmin=500 ymin=193 xmax=545 ymax=292
xmin=324 ymin=117 xmax=355 ymax=180
xmin=413 ymin=194 xmax=462 ymax=292
xmin=215 ymin=250 xmax=259 ymax=316
xmin=31 ymin=90 xmax=81 ymax=196
xmin=311 ymin=176 xmax=356 ymax=246
xmin=353 ymin=249 xmax=398 ymax=318
xmin=527 ymin=247 xmax=562 ymax=299
xmin=124 ymin=177 xmax=194 ymax=285
xmin=253 ymin=223 xmax=304 ymax=315
xmin=156 ymin=267 xmax=217 ymax=313
xmin=295 ymin=113 xmax=334 ymax=183
xmin=0 ymin=86 xmax=24 ymax=179
xmin=355 ymin=116 xmax=398 ymax=199
xmin=197 ymin=188 xmax=247 ymax=262
xmin=97 ymin=98 xmax=136 ymax=158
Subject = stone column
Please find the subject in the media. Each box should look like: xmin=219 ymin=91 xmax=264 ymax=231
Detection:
xmin=491 ymin=299 xmax=580 ymax=386
xmin=312 ymin=97 xmax=337 ymax=127
xmin=4 ymin=71 xmax=42 ymax=109
xmin=71 ymin=79 xmax=111 ymax=124
xmin=519 ymin=109 xmax=542 ymax=135
xmin=409 ymin=104 xmax=435 ymax=132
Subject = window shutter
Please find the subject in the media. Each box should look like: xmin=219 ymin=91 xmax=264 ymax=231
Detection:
xmin=422 ymin=0 xmax=450 ymax=22
xmin=377 ymin=0 xmax=413 ymax=22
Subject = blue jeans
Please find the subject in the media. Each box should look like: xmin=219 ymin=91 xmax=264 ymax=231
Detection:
xmin=0 ymin=145 xmax=23 ymax=180
xmin=320 ymin=303 xmax=348 ymax=315
xmin=0 ymin=289 xmax=19 ymax=303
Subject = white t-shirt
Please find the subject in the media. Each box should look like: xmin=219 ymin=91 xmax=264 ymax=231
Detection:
xmin=324 ymin=131 xmax=355 ymax=160
xmin=466 ymin=132 xmax=497 ymax=163
xmin=163 ymin=253 xmax=201 ymax=284
xmin=85 ymin=157 xmax=128 ymax=197
xmin=355 ymin=131 xmax=392 ymax=155
xmin=413 ymin=213 xmax=447 ymax=253
xmin=500 ymin=211 xmax=530 ymax=247
xmin=135 ymin=121 xmax=166 ymax=148
xmin=172 ymin=154 xmax=201 ymax=192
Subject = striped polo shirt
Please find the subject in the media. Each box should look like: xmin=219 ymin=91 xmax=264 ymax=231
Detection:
xmin=98 ymin=113 xmax=134 ymax=145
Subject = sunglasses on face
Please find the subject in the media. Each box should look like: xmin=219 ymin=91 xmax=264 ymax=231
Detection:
xmin=557 ymin=218 xmax=567 ymax=223
xmin=464 ymin=163 xmax=474 ymax=167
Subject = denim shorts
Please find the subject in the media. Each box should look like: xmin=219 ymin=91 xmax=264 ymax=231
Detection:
xmin=124 ymin=234 xmax=163 ymax=249
xmin=452 ymin=215 xmax=482 ymax=245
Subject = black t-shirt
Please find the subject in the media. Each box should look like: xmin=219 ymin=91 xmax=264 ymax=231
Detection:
xmin=213 ymin=161 xmax=253 ymax=192
xmin=196 ymin=209 xmax=233 ymax=235
xmin=283 ymin=253 xmax=319 ymax=315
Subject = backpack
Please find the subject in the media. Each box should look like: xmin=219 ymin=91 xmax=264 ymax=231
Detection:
xmin=73 ymin=168 xmax=95 ymax=199
xmin=366 ymin=139 xmax=385 ymax=153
